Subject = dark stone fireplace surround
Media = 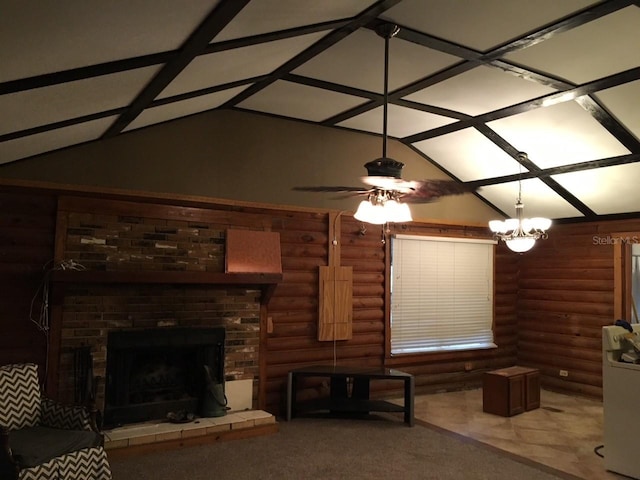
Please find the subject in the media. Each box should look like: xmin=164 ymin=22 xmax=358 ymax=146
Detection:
xmin=103 ymin=326 xmax=225 ymax=428
xmin=55 ymin=282 xmax=265 ymax=425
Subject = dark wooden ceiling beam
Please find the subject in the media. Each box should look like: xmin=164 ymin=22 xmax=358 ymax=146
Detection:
xmin=485 ymin=0 xmax=635 ymax=58
xmin=0 ymin=19 xmax=348 ymax=97
xmin=538 ymin=176 xmax=596 ymax=217
xmin=102 ymin=0 xmax=252 ymax=139
xmin=575 ymin=96 xmax=640 ymax=153
xmin=467 ymin=153 xmax=640 ymax=188
xmin=473 ymin=126 xmax=598 ymax=216
xmin=403 ymin=65 xmax=640 ymax=144
xmin=204 ymin=19 xmax=351 ymax=53
xmin=0 ymin=51 xmax=174 ymax=96
xmin=221 ymin=0 xmax=402 ymax=109
xmin=283 ymin=73 xmax=380 ymax=101
xmin=0 ymin=108 xmax=126 ymax=143
xmin=366 ymin=21 xmax=483 ymax=61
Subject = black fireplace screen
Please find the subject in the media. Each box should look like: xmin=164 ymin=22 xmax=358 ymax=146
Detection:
xmin=104 ymin=327 xmax=225 ymax=428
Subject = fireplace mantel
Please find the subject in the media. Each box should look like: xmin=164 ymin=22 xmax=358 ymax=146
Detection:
xmin=50 ymin=270 xmax=282 ymax=305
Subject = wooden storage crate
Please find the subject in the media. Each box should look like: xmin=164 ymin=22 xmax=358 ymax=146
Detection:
xmin=482 ymin=366 xmax=540 ymax=417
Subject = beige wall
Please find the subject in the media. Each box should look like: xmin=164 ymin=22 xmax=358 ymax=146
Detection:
xmin=0 ymin=109 xmax=498 ymax=224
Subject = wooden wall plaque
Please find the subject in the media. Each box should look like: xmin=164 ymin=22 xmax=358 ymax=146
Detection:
xmin=225 ymin=229 xmax=282 ymax=274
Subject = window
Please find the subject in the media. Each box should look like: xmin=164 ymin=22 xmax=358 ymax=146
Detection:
xmin=390 ymin=234 xmax=496 ymax=355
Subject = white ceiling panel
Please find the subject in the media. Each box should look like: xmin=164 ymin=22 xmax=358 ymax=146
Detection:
xmin=552 ymin=162 xmax=640 ymax=215
xmin=237 ymin=80 xmax=367 ymax=122
xmin=0 ymin=116 xmax=116 ymax=166
xmin=487 ymin=101 xmax=631 ymax=169
xmin=214 ymin=0 xmax=376 ymax=42
xmin=381 ymin=0 xmax=597 ymax=52
xmin=595 ymin=80 xmax=640 ymax=142
xmin=505 ymin=6 xmax=640 ymax=84
xmin=337 ymin=104 xmax=456 ymax=137
xmin=0 ymin=0 xmax=219 ymax=83
xmin=293 ymin=28 xmax=460 ymax=93
xmin=157 ymin=32 xmax=327 ymax=100
xmin=480 ymin=178 xmax=584 ymax=220
xmin=0 ymin=66 xmax=161 ymax=137
xmin=125 ymin=86 xmax=250 ymax=132
xmin=0 ymin=1 xmax=638 ymax=221
xmin=404 ymin=65 xmax=557 ymax=116
xmin=412 ymin=127 xmax=527 ymax=181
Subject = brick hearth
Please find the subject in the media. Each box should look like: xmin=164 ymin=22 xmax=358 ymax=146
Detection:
xmin=104 ymin=410 xmax=278 ymax=458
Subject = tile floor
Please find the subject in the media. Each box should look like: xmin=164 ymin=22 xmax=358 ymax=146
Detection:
xmin=411 ymin=389 xmax=625 ymax=480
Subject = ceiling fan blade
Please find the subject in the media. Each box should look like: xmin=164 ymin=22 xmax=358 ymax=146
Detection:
xmin=293 ymin=186 xmax=370 ymax=193
xmin=398 ymin=180 xmax=475 ymax=203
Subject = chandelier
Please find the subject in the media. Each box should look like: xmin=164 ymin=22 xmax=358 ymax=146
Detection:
xmin=488 ymin=153 xmax=551 ymax=253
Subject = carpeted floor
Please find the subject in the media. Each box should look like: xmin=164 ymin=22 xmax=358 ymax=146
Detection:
xmin=109 ymin=415 xmax=580 ymax=480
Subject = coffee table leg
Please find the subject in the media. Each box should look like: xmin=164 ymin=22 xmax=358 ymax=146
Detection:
xmin=286 ymin=371 xmax=295 ymax=421
xmin=404 ymin=376 xmax=414 ymax=426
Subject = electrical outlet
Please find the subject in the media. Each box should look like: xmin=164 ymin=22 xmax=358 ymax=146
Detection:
xmin=559 ymin=370 xmax=569 ymax=377
xmin=464 ymin=362 xmax=473 ymax=371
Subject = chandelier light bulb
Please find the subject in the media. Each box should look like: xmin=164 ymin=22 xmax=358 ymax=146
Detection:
xmin=488 ymin=152 xmax=551 ymax=253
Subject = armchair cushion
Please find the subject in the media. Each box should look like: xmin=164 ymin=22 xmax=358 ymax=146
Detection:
xmin=9 ymin=426 xmax=102 ymax=468
xmin=0 ymin=364 xmax=41 ymax=430
xmin=40 ymin=398 xmax=93 ymax=431
xmin=0 ymin=363 xmax=112 ymax=480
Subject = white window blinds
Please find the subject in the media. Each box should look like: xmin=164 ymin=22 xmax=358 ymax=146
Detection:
xmin=390 ymin=235 xmax=496 ymax=355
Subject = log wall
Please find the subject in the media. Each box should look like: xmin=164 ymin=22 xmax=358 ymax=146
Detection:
xmin=0 ymin=190 xmax=56 ymax=372
xmin=4 ymin=183 xmax=634 ymax=415
xmin=517 ymin=218 xmax=640 ymax=399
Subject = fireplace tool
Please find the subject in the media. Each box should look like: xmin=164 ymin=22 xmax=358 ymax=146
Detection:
xmin=202 ymin=364 xmax=228 ymax=417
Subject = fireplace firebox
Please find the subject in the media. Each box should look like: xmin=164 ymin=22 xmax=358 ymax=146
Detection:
xmin=104 ymin=327 xmax=225 ymax=428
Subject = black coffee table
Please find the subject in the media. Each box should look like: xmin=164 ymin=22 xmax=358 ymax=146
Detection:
xmin=286 ymin=365 xmax=414 ymax=426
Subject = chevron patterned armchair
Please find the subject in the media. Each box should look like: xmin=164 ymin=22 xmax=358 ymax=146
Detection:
xmin=0 ymin=363 xmax=112 ymax=480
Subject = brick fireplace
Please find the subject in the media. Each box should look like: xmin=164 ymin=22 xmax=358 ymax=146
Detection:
xmin=57 ymin=284 xmax=261 ymax=422
xmin=48 ymin=197 xmax=281 ymax=422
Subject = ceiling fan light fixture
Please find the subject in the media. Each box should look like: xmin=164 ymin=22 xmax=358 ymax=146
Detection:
xmin=385 ymin=199 xmax=413 ymax=223
xmin=294 ymin=23 xmax=469 ymax=224
xmin=489 ymin=153 xmax=551 ymax=253
xmin=354 ymin=198 xmax=386 ymax=224
xmin=354 ymin=191 xmax=412 ymax=225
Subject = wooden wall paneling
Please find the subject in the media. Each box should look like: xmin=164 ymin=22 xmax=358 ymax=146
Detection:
xmin=7 ymin=182 xmax=637 ymax=417
xmin=45 ymin=208 xmax=69 ymax=396
xmin=0 ymin=191 xmax=56 ymax=372
xmin=264 ymin=212 xmax=331 ymax=413
xmin=612 ymin=233 xmax=637 ymax=320
xmin=515 ymin=220 xmax=640 ymax=399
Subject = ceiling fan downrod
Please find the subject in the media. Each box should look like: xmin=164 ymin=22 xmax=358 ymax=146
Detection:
xmin=376 ymin=23 xmax=400 ymax=161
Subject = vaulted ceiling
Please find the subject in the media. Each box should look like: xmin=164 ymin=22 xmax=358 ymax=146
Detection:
xmin=1 ymin=0 xmax=639 ymax=222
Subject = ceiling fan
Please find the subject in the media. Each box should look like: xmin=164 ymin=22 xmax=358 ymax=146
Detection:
xmin=293 ymin=23 xmax=473 ymax=224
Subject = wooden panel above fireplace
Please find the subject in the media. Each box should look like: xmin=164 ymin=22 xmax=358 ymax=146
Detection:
xmin=50 ymin=270 xmax=282 ymax=305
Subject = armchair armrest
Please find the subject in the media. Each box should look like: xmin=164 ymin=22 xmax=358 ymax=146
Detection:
xmin=40 ymin=398 xmax=98 ymax=432
xmin=0 ymin=426 xmax=19 ymax=480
